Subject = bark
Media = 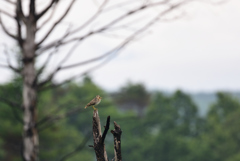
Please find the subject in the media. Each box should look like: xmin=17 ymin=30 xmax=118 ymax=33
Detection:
xmin=111 ymin=122 xmax=122 ymax=161
xmin=92 ymin=110 xmax=110 ymax=161
xmin=21 ymin=7 xmax=38 ymax=161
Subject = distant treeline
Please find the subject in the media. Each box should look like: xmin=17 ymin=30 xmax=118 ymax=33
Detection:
xmin=1 ymin=76 xmax=240 ymax=161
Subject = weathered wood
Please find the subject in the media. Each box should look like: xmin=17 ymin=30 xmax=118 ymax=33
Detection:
xmin=111 ymin=121 xmax=122 ymax=161
xmin=92 ymin=110 xmax=110 ymax=161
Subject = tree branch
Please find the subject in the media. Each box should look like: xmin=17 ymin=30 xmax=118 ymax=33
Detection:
xmin=38 ymin=33 xmax=135 ymax=91
xmin=0 ymin=9 xmax=14 ymax=18
xmin=36 ymin=0 xmax=59 ymax=20
xmin=36 ymin=34 xmax=83 ymax=88
xmin=2 ymin=45 xmax=21 ymax=73
xmin=0 ymin=63 xmax=19 ymax=73
xmin=38 ymin=0 xmax=189 ymax=91
xmin=36 ymin=2 xmax=58 ymax=31
xmin=92 ymin=110 xmax=109 ymax=161
xmin=37 ymin=1 xmax=169 ymax=52
xmin=29 ymin=0 xmax=36 ymax=16
xmin=0 ymin=96 xmax=22 ymax=110
xmin=34 ymin=46 xmax=59 ymax=87
xmin=59 ymin=0 xmax=170 ymax=43
xmin=0 ymin=63 xmax=20 ymax=73
xmin=102 ymin=116 xmax=110 ymax=144
xmin=0 ymin=96 xmax=23 ymax=124
xmin=15 ymin=14 xmax=23 ymax=46
xmin=58 ymin=135 xmax=90 ymax=161
xmin=53 ymin=38 xmax=83 ymax=71
xmin=111 ymin=121 xmax=122 ymax=161
xmin=3 ymin=0 xmax=15 ymax=5
xmin=0 ymin=13 xmax=18 ymax=40
xmin=38 ymin=50 xmax=114 ymax=91
xmin=37 ymin=0 xmax=76 ymax=46
xmin=36 ymin=104 xmax=87 ymax=129
xmin=65 ymin=0 xmax=108 ymax=36
xmin=16 ymin=0 xmax=27 ymax=24
xmin=35 ymin=24 xmax=73 ymax=84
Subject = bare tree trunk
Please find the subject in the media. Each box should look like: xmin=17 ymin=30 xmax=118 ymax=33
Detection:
xmin=22 ymin=62 xmax=38 ymax=161
xmin=92 ymin=110 xmax=110 ymax=161
xmin=111 ymin=122 xmax=122 ymax=161
xmin=22 ymin=7 xmax=38 ymax=161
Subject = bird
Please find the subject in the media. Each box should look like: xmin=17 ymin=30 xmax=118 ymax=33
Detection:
xmin=84 ymin=95 xmax=102 ymax=110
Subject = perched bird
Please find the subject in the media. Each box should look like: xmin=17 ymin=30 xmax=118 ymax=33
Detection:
xmin=85 ymin=95 xmax=102 ymax=110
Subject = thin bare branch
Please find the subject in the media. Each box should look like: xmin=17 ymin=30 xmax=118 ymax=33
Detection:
xmin=160 ymin=11 xmax=186 ymax=22
xmin=0 ymin=64 xmax=10 ymax=69
xmin=37 ymin=1 xmax=170 ymax=52
xmin=16 ymin=0 xmax=27 ymax=24
xmin=36 ymin=2 xmax=58 ymax=31
xmin=10 ymin=104 xmax=23 ymax=124
xmin=36 ymin=47 xmax=58 ymax=76
xmin=64 ymin=0 xmax=170 ymax=41
xmin=50 ymin=1 xmax=176 ymax=71
xmin=3 ymin=0 xmax=15 ymax=5
xmin=0 ymin=96 xmax=22 ymax=110
xmin=0 ymin=9 xmax=15 ymax=18
xmin=104 ymin=0 xmax=145 ymax=12
xmin=0 ymin=63 xmax=20 ymax=73
xmin=15 ymin=17 xmax=23 ymax=46
xmin=34 ymin=24 xmax=73 ymax=84
xmin=67 ymin=0 xmax=109 ymax=36
xmin=36 ymin=105 xmax=86 ymax=128
xmin=36 ymin=0 xmax=59 ymax=20
xmin=29 ymin=0 xmax=36 ymax=15
xmin=37 ymin=0 xmax=76 ymax=46
xmin=38 ymin=44 xmax=117 ymax=90
xmin=39 ymin=1 xmax=190 ymax=91
xmin=60 ymin=42 xmax=128 ymax=71
xmin=58 ymin=136 xmax=90 ymax=161
xmin=36 ymin=31 xmax=78 ymax=88
xmin=39 ymin=32 xmax=138 ymax=90
xmin=3 ymin=45 xmax=21 ymax=73
xmin=56 ymin=40 xmax=83 ymax=69
xmin=102 ymin=116 xmax=110 ymax=144
xmin=0 ymin=13 xmax=18 ymax=40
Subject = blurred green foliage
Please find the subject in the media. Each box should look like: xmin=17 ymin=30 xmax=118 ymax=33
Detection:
xmin=0 ymin=76 xmax=240 ymax=161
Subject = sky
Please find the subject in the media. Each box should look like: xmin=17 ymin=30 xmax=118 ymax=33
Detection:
xmin=0 ymin=0 xmax=240 ymax=93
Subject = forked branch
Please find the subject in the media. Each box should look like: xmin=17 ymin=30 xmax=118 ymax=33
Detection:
xmin=36 ymin=0 xmax=59 ymax=20
xmin=37 ymin=0 xmax=76 ymax=46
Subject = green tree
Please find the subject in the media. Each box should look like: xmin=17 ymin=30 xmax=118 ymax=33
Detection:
xmin=142 ymin=90 xmax=201 ymax=161
xmin=201 ymin=92 xmax=240 ymax=161
xmin=112 ymin=82 xmax=150 ymax=116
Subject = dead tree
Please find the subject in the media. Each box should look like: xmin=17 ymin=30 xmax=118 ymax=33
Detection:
xmin=111 ymin=121 xmax=122 ymax=161
xmin=92 ymin=110 xmax=109 ymax=161
xmin=91 ymin=109 xmax=122 ymax=161
xmin=0 ymin=0 xmax=226 ymax=160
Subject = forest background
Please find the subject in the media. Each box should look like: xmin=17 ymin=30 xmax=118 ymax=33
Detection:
xmin=1 ymin=75 xmax=240 ymax=161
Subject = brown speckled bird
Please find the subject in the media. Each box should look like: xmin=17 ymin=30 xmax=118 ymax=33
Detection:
xmin=84 ymin=95 xmax=102 ymax=110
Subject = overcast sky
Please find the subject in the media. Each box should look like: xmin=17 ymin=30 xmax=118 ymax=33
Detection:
xmin=0 ymin=0 xmax=240 ymax=93
xmin=93 ymin=0 xmax=240 ymax=92
xmin=88 ymin=0 xmax=240 ymax=92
